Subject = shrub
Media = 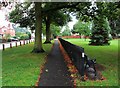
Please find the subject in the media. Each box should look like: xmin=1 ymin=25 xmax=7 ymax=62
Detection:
xmin=20 ymin=34 xmax=29 ymax=40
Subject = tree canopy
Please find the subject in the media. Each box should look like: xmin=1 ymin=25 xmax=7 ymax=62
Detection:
xmin=8 ymin=1 xmax=120 ymax=52
xmin=72 ymin=20 xmax=91 ymax=36
xmin=62 ymin=25 xmax=71 ymax=36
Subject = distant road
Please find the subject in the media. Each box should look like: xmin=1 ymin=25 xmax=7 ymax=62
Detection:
xmin=0 ymin=39 xmax=34 ymax=50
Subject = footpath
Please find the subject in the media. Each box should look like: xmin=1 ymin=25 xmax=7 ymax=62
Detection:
xmin=38 ymin=40 xmax=74 ymax=87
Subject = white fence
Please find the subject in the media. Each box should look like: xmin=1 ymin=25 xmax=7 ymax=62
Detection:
xmin=0 ymin=39 xmax=34 ymax=50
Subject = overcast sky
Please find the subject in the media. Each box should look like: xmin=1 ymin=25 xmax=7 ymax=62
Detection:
xmin=68 ymin=15 xmax=78 ymax=30
xmin=0 ymin=7 xmax=9 ymax=27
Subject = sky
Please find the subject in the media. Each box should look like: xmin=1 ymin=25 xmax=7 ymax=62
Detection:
xmin=0 ymin=7 xmax=9 ymax=27
xmin=0 ymin=2 xmax=14 ymax=27
xmin=68 ymin=15 xmax=78 ymax=30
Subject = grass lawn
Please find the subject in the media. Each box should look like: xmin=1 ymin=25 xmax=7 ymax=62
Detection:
xmin=65 ymin=38 xmax=118 ymax=87
xmin=2 ymin=41 xmax=53 ymax=86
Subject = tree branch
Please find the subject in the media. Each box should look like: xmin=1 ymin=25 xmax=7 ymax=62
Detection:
xmin=42 ymin=2 xmax=80 ymax=13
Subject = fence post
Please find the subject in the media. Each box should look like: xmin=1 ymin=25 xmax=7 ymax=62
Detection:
xmin=82 ymin=53 xmax=85 ymax=58
xmin=10 ymin=43 xmax=12 ymax=48
xmin=16 ymin=42 xmax=17 ymax=47
xmin=81 ymin=52 xmax=85 ymax=80
xmin=20 ymin=41 xmax=21 ymax=46
xmin=3 ymin=44 xmax=5 ymax=51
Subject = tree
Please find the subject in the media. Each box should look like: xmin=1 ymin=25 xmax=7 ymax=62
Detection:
xmin=50 ymin=24 xmax=61 ymax=38
xmin=89 ymin=16 xmax=111 ymax=45
xmin=32 ymin=2 xmax=44 ymax=53
xmin=73 ymin=1 xmax=120 ymax=45
xmin=62 ymin=25 xmax=71 ymax=36
xmin=9 ymin=2 xmax=44 ymax=53
xmin=43 ymin=10 xmax=71 ymax=44
xmin=72 ymin=20 xmax=91 ymax=37
xmin=106 ymin=2 xmax=120 ymax=38
xmin=89 ymin=2 xmax=119 ymax=45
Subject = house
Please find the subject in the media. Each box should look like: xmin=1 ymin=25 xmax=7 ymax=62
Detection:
xmin=0 ymin=23 xmax=15 ymax=37
xmin=0 ymin=3 xmax=15 ymax=42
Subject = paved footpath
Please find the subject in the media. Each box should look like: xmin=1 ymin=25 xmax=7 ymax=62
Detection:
xmin=38 ymin=40 xmax=74 ymax=87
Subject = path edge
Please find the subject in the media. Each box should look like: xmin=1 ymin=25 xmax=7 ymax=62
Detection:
xmin=34 ymin=42 xmax=55 ymax=87
xmin=58 ymin=39 xmax=77 ymax=88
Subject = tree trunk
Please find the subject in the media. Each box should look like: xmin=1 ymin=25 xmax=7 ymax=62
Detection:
xmin=32 ymin=2 xmax=44 ymax=53
xmin=44 ymin=15 xmax=51 ymax=44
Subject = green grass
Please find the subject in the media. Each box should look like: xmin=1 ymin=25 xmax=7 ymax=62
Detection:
xmin=65 ymin=38 xmax=118 ymax=86
xmin=2 ymin=42 xmax=53 ymax=86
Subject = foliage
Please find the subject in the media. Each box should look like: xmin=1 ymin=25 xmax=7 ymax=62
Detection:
xmin=12 ymin=25 xmax=31 ymax=40
xmin=4 ymin=34 xmax=11 ymax=40
xmin=42 ymin=23 xmax=46 ymax=35
xmin=3 ymin=34 xmax=11 ymax=42
xmin=50 ymin=24 xmax=61 ymax=37
xmin=9 ymin=2 xmax=73 ymax=44
xmin=49 ymin=10 xmax=71 ymax=26
xmin=96 ymin=2 xmax=120 ymax=39
xmin=9 ymin=2 xmax=35 ymax=30
xmin=109 ymin=19 xmax=120 ymax=38
xmin=9 ymin=2 xmax=93 ymax=52
xmin=9 ymin=2 xmax=72 ymax=31
xmin=72 ymin=20 xmax=91 ymax=36
xmin=87 ymin=2 xmax=119 ymax=45
xmin=89 ymin=16 xmax=111 ymax=45
xmin=62 ymin=25 xmax=71 ymax=36
xmin=19 ymin=33 xmax=29 ymax=40
xmin=75 ymin=2 xmax=120 ymax=45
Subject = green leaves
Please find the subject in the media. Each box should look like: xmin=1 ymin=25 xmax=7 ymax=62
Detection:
xmin=50 ymin=24 xmax=61 ymax=36
xmin=72 ymin=20 xmax=91 ymax=36
xmin=62 ymin=25 xmax=71 ymax=36
xmin=90 ymin=16 xmax=111 ymax=45
xmin=50 ymin=10 xmax=71 ymax=26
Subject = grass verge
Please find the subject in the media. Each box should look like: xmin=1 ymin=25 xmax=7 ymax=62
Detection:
xmin=2 ymin=41 xmax=53 ymax=86
xmin=65 ymin=38 xmax=118 ymax=86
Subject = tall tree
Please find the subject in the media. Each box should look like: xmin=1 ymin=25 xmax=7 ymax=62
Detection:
xmin=9 ymin=2 xmax=44 ymax=52
xmin=32 ymin=2 xmax=44 ymax=53
xmin=44 ymin=14 xmax=51 ymax=44
xmin=62 ymin=25 xmax=71 ymax=36
xmin=72 ymin=20 xmax=91 ymax=37
xmin=106 ymin=2 xmax=120 ymax=38
xmin=50 ymin=24 xmax=61 ymax=38
xmin=89 ymin=2 xmax=111 ymax=45
xmin=75 ymin=2 xmax=120 ymax=45
xmin=89 ymin=16 xmax=111 ymax=45
xmin=43 ymin=10 xmax=71 ymax=44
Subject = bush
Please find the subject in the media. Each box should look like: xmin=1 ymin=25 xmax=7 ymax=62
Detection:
xmin=7 ymin=39 xmax=12 ymax=42
xmin=20 ymin=34 xmax=29 ymax=40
